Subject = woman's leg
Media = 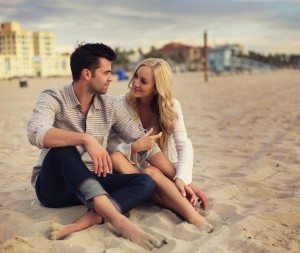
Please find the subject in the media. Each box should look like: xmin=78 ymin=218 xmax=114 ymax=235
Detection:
xmin=142 ymin=166 xmax=213 ymax=233
xmin=112 ymin=152 xmax=213 ymax=232
xmin=110 ymin=151 xmax=140 ymax=174
xmin=146 ymin=151 xmax=176 ymax=180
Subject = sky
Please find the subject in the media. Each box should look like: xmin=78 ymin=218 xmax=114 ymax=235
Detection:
xmin=0 ymin=0 xmax=299 ymax=54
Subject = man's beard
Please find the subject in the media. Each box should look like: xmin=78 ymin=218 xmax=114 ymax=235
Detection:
xmin=88 ymin=82 xmax=108 ymax=95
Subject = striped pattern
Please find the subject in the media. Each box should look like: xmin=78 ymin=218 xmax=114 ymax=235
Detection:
xmin=27 ymin=84 xmax=160 ymax=187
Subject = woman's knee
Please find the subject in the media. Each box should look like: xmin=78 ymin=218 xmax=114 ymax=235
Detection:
xmin=142 ymin=166 xmax=163 ymax=180
xmin=110 ymin=151 xmax=125 ymax=163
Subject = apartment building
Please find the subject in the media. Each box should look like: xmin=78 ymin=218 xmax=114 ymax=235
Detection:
xmin=33 ymin=31 xmax=56 ymax=77
xmin=0 ymin=21 xmax=34 ymax=77
xmin=0 ymin=21 xmax=71 ymax=79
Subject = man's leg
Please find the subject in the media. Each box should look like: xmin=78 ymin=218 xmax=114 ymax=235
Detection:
xmin=49 ymin=210 xmax=102 ymax=240
xmin=37 ymin=147 xmax=162 ymax=249
xmin=98 ymin=173 xmax=155 ymax=214
xmin=92 ymin=194 xmax=162 ymax=250
xmin=48 ymin=172 xmax=156 ymax=240
xmin=36 ymin=146 xmax=105 ymax=208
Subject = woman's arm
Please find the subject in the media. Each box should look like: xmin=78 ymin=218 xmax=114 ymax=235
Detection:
xmin=172 ymin=99 xmax=194 ymax=185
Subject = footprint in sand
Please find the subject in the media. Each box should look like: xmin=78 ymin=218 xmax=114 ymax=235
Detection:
xmin=172 ymin=223 xmax=208 ymax=241
xmin=212 ymin=203 xmax=244 ymax=224
xmin=2 ymin=236 xmax=38 ymax=253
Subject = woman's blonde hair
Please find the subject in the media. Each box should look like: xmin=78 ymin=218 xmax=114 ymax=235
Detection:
xmin=127 ymin=58 xmax=177 ymax=150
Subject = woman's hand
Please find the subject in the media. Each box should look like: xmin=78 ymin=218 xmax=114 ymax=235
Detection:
xmin=174 ymin=178 xmax=197 ymax=207
xmin=131 ymin=128 xmax=162 ymax=153
xmin=189 ymin=183 xmax=208 ymax=210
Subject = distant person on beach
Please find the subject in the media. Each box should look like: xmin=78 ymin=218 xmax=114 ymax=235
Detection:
xmin=59 ymin=58 xmax=213 ymax=236
xmin=19 ymin=77 xmax=28 ymax=88
xmin=27 ymin=43 xmax=166 ymax=250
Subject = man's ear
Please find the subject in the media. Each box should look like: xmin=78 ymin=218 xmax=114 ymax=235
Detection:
xmin=82 ymin=69 xmax=91 ymax=80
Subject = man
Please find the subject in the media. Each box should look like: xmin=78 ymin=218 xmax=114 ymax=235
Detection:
xmin=27 ymin=43 xmax=163 ymax=250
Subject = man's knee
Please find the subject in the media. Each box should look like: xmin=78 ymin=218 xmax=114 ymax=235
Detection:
xmin=137 ymin=173 xmax=156 ymax=196
xmin=47 ymin=146 xmax=78 ymax=161
xmin=50 ymin=146 xmax=77 ymax=155
xmin=44 ymin=146 xmax=79 ymax=168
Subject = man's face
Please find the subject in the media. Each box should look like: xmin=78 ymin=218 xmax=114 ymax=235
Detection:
xmin=88 ymin=58 xmax=113 ymax=94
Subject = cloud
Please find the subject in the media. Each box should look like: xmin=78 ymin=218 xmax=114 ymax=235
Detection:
xmin=0 ymin=0 xmax=299 ymax=53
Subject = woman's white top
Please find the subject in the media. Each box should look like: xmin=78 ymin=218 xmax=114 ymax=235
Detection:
xmin=107 ymin=94 xmax=194 ymax=185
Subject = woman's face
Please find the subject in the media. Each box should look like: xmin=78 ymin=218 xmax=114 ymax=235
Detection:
xmin=130 ymin=65 xmax=156 ymax=99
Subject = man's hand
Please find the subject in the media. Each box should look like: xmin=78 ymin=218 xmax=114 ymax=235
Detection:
xmin=174 ymin=178 xmax=197 ymax=207
xmin=131 ymin=128 xmax=162 ymax=153
xmin=83 ymin=134 xmax=112 ymax=177
xmin=189 ymin=183 xmax=208 ymax=210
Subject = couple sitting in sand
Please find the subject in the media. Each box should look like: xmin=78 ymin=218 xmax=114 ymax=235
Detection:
xmin=27 ymin=43 xmax=213 ymax=250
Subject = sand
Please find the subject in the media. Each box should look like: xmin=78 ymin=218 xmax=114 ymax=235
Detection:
xmin=0 ymin=70 xmax=299 ymax=253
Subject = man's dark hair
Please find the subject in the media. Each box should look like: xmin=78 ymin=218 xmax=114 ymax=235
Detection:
xmin=70 ymin=43 xmax=117 ymax=81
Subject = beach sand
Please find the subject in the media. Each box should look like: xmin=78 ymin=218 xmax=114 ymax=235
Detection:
xmin=0 ymin=70 xmax=299 ymax=252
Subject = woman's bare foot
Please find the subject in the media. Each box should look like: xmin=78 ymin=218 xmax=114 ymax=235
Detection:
xmin=191 ymin=216 xmax=214 ymax=233
xmin=49 ymin=210 xmax=102 ymax=240
xmin=110 ymin=217 xmax=163 ymax=250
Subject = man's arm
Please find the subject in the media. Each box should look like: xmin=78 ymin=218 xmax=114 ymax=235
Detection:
xmin=27 ymin=89 xmax=112 ymax=176
xmin=43 ymin=128 xmax=88 ymax=148
xmin=27 ymin=90 xmax=96 ymax=148
xmin=27 ymin=89 xmax=59 ymax=149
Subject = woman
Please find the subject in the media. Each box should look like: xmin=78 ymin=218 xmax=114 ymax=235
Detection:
xmin=49 ymin=58 xmax=213 ymax=240
xmin=107 ymin=58 xmax=213 ymax=231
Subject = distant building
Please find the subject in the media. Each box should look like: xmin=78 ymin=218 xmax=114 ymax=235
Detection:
xmin=0 ymin=21 xmax=34 ymax=77
xmin=0 ymin=21 xmax=71 ymax=79
xmin=55 ymin=53 xmax=71 ymax=77
xmin=33 ymin=31 xmax=56 ymax=77
xmin=156 ymin=42 xmax=204 ymax=72
xmin=209 ymin=44 xmax=244 ymax=72
xmin=209 ymin=44 xmax=271 ymax=73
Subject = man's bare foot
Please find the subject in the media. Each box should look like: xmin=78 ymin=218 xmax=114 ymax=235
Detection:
xmin=110 ymin=217 xmax=163 ymax=250
xmin=49 ymin=210 xmax=102 ymax=240
xmin=49 ymin=222 xmax=69 ymax=240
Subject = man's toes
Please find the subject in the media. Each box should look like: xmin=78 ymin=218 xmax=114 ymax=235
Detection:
xmin=49 ymin=231 xmax=58 ymax=240
xmin=49 ymin=222 xmax=62 ymax=231
xmin=49 ymin=222 xmax=64 ymax=240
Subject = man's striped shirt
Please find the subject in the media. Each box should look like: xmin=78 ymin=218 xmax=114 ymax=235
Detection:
xmin=27 ymin=84 xmax=160 ymax=187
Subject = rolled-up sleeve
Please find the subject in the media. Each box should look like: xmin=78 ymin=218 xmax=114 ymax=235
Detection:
xmin=27 ymin=89 xmax=60 ymax=149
